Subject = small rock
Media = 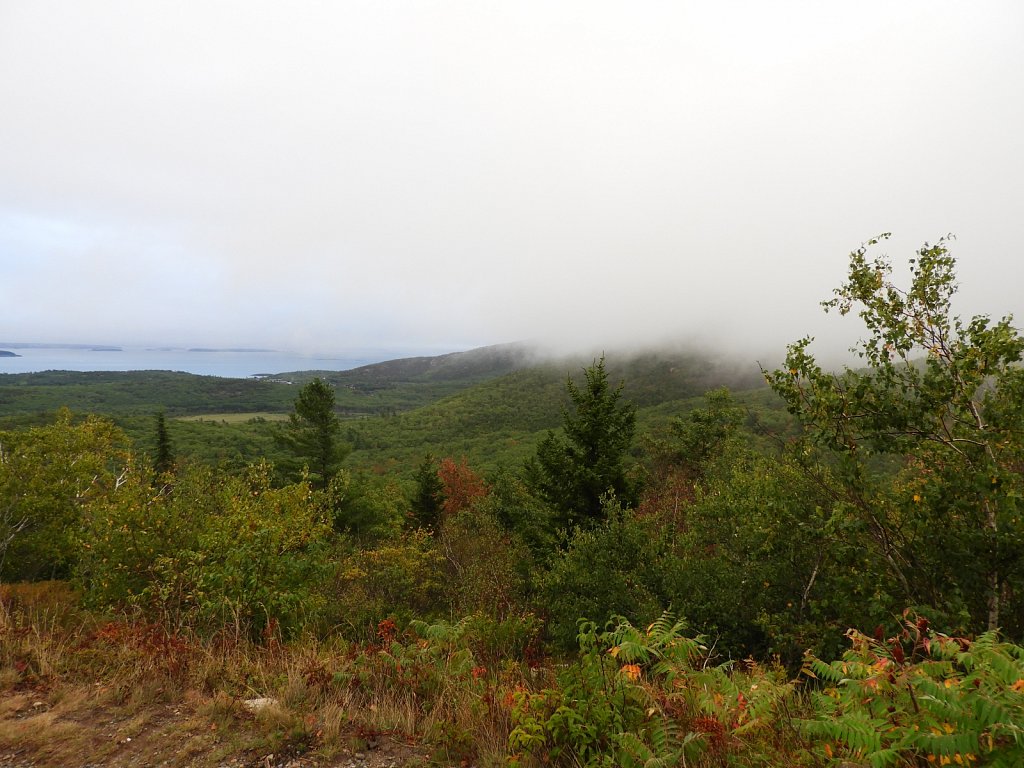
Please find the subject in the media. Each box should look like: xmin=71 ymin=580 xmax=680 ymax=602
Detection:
xmin=243 ymin=697 xmax=279 ymax=713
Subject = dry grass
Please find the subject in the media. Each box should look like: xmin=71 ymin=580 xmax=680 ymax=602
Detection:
xmin=0 ymin=706 xmax=88 ymax=756
xmin=0 ymin=583 xmax=529 ymax=767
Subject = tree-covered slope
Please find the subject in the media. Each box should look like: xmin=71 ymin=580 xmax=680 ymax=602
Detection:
xmin=0 ymin=343 xmax=774 ymax=473
xmin=0 ymin=370 xmax=296 ymax=417
xmin=0 ymin=342 xmax=539 ymax=421
xmin=343 ymin=351 xmax=770 ymax=474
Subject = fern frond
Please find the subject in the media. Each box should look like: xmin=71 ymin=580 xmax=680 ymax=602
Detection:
xmin=867 ymin=747 xmax=901 ymax=768
xmin=806 ymin=656 xmax=845 ymax=683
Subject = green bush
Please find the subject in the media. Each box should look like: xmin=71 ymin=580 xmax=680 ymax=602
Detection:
xmin=658 ymin=441 xmax=886 ymax=664
xmin=440 ymin=504 xmax=531 ymax=620
xmin=0 ymin=410 xmax=130 ymax=581
xmin=541 ymin=503 xmax=666 ymax=651
xmin=367 ymin=618 xmax=478 ymax=699
xmin=78 ymin=461 xmax=332 ymax=636
xmin=328 ymin=529 xmax=446 ymax=640
xmin=510 ymin=618 xmax=662 ymax=767
xmin=461 ymin=611 xmax=542 ymax=668
xmin=326 ymin=469 xmax=405 ymax=540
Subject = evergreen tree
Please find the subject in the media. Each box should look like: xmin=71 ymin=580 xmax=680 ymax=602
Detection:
xmin=409 ymin=453 xmax=444 ymax=531
xmin=154 ymin=411 xmax=174 ymax=476
xmin=278 ymin=378 xmax=349 ymax=489
xmin=528 ymin=356 xmax=638 ymax=530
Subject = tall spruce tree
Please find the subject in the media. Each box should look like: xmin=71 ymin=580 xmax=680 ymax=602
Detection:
xmin=409 ymin=453 xmax=444 ymax=531
xmin=528 ymin=356 xmax=638 ymax=530
xmin=278 ymin=378 xmax=348 ymax=489
xmin=154 ymin=411 xmax=174 ymax=476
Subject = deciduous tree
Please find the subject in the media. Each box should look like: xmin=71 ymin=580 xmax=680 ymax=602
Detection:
xmin=0 ymin=409 xmax=130 ymax=580
xmin=766 ymin=234 xmax=1024 ymax=633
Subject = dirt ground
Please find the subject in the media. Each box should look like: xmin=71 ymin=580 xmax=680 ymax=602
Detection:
xmin=0 ymin=688 xmax=442 ymax=768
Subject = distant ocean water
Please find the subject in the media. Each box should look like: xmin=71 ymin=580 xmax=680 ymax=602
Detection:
xmin=0 ymin=345 xmax=384 ymax=379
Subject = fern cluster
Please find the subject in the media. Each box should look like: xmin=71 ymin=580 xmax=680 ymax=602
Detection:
xmin=509 ymin=612 xmax=800 ymax=766
xmin=800 ymin=617 xmax=1024 ymax=767
xmin=508 ymin=612 xmax=1024 ymax=767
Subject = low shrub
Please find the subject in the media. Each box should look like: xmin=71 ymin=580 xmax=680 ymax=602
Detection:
xmin=77 ymin=462 xmax=332 ymax=638
xmin=328 ymin=529 xmax=446 ymax=640
xmin=540 ymin=508 xmax=666 ymax=651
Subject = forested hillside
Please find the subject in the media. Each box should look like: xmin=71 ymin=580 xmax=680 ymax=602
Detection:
xmin=2 ymin=239 xmax=1024 ymax=767
xmin=0 ymin=343 xmax=769 ymax=475
xmin=0 ymin=342 xmax=538 ymax=421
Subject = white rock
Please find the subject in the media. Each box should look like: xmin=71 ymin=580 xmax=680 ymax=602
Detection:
xmin=242 ymin=697 xmax=279 ymax=713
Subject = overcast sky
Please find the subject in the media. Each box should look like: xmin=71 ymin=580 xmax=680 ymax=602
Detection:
xmin=2 ymin=1 xmax=1022 ymax=363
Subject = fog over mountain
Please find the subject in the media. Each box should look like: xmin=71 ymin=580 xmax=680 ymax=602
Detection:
xmin=2 ymin=2 xmax=1022 ymax=367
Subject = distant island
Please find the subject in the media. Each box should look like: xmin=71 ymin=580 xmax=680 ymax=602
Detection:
xmin=188 ymin=347 xmax=277 ymax=353
xmin=0 ymin=350 xmax=20 ymax=357
xmin=0 ymin=342 xmax=124 ymax=351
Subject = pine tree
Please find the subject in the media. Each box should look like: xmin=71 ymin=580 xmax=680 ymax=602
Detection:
xmin=409 ymin=453 xmax=444 ymax=531
xmin=277 ymin=378 xmax=349 ymax=489
xmin=528 ymin=356 xmax=638 ymax=530
xmin=154 ymin=411 xmax=174 ymax=476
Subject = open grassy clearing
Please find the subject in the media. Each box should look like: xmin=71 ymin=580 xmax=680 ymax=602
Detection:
xmin=175 ymin=412 xmax=290 ymax=424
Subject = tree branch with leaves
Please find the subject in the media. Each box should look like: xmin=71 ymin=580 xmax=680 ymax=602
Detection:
xmin=765 ymin=234 xmax=1024 ymax=633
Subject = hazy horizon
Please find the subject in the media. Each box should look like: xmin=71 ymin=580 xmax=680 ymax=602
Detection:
xmin=0 ymin=333 xmax=899 ymax=377
xmin=3 ymin=2 xmax=1022 ymax=365
xmin=0 ymin=338 xmax=462 ymax=357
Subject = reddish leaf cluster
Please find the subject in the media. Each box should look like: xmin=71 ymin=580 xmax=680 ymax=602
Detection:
xmin=437 ymin=457 xmax=489 ymax=518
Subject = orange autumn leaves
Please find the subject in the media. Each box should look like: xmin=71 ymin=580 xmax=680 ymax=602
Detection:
xmin=437 ymin=456 xmax=489 ymax=518
xmin=607 ymin=643 xmax=643 ymax=681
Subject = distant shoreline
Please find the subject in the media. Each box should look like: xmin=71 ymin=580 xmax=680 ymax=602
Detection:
xmin=0 ymin=342 xmax=274 ymax=353
xmin=0 ymin=347 xmax=389 ymax=379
